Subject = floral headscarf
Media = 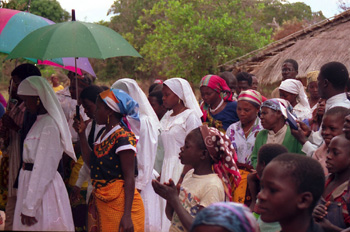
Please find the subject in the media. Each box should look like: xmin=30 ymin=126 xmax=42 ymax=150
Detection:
xmin=199 ymin=124 xmax=241 ymax=201
xmin=190 ymin=202 xmax=259 ymax=232
xmin=99 ymin=88 xmax=140 ymax=136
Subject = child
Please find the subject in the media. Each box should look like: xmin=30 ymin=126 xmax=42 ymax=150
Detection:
xmin=257 ymin=153 xmax=325 ymax=232
xmin=190 ymin=202 xmax=259 ymax=232
xmin=152 ymin=125 xmax=240 ymax=232
xmin=248 ymin=144 xmax=288 ymax=212
xmin=313 ymin=134 xmax=350 ymax=231
xmin=312 ymin=107 xmax=350 ymax=175
xmin=250 ymin=98 xmax=304 ymax=168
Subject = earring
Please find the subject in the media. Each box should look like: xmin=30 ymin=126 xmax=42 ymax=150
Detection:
xmin=107 ymin=115 xmax=110 ymax=124
xmin=178 ymin=98 xmax=181 ymax=105
xmin=37 ymin=98 xmax=40 ymax=106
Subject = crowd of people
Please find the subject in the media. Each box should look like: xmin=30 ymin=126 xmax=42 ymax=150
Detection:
xmin=0 ymin=58 xmax=350 ymax=232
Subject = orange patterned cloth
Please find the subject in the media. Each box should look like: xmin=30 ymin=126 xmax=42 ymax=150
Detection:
xmin=88 ymin=180 xmax=144 ymax=232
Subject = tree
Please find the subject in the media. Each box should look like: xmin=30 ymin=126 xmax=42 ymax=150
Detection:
xmin=4 ymin=0 xmax=70 ymax=22
xmin=134 ymin=0 xmax=272 ymax=82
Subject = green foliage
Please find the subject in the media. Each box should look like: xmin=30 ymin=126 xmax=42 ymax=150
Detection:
xmin=135 ymin=0 xmax=272 ymax=82
xmin=4 ymin=0 xmax=70 ymax=22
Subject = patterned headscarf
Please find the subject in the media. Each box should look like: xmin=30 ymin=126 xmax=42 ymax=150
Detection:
xmin=238 ymin=89 xmax=262 ymax=107
xmin=99 ymin=88 xmax=140 ymax=136
xmin=261 ymin=98 xmax=294 ymax=119
xmin=200 ymin=75 xmax=233 ymax=102
xmin=306 ymin=71 xmax=320 ymax=86
xmin=199 ymin=124 xmax=241 ymax=201
xmin=190 ymin=202 xmax=259 ymax=232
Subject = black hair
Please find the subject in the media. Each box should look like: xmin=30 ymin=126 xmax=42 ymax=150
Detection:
xmin=319 ymin=62 xmax=349 ymax=91
xmin=283 ymin=59 xmax=299 ymax=72
xmin=236 ymin=72 xmax=252 ymax=86
xmin=258 ymin=144 xmax=288 ymax=165
xmin=219 ymin=71 xmax=237 ymax=84
xmin=101 ymin=85 xmax=109 ymax=90
xmin=80 ymin=85 xmax=104 ymax=103
xmin=11 ymin=63 xmax=41 ymax=81
xmin=149 ymin=90 xmax=163 ymax=105
xmin=272 ymin=153 xmax=325 ymax=210
xmin=149 ymin=83 xmax=163 ymax=94
xmin=324 ymin=106 xmax=350 ymax=120
xmin=190 ymin=127 xmax=207 ymax=151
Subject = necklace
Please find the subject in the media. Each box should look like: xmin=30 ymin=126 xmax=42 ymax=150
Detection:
xmin=243 ymin=123 xmax=255 ymax=138
xmin=209 ymin=99 xmax=224 ymax=113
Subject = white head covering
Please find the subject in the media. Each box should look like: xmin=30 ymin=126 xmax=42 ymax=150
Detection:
xmin=279 ymin=79 xmax=310 ymax=110
xmin=163 ymin=78 xmax=202 ymax=118
xmin=112 ymin=78 xmax=160 ymax=131
xmin=17 ymin=76 xmax=76 ymax=161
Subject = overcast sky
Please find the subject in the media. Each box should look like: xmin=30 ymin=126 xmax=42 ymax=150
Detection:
xmin=56 ymin=0 xmax=341 ymax=23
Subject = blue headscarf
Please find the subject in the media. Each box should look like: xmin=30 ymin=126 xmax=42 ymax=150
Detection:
xmin=99 ymin=88 xmax=140 ymax=136
xmin=190 ymin=202 xmax=259 ymax=232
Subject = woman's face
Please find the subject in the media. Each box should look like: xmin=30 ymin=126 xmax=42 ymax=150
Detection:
xmin=279 ymin=90 xmax=297 ymax=106
xmin=82 ymin=98 xmax=97 ymax=119
xmin=19 ymin=95 xmax=40 ymax=114
xmin=260 ymin=107 xmax=282 ymax=130
xmin=200 ymin=86 xmax=220 ymax=106
xmin=307 ymin=81 xmax=319 ymax=99
xmin=237 ymin=100 xmax=259 ymax=125
xmin=94 ymin=97 xmax=110 ymax=125
xmin=162 ymin=85 xmax=179 ymax=110
xmin=316 ymin=99 xmax=326 ymax=116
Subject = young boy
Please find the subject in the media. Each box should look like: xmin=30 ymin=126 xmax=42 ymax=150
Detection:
xmin=257 ymin=153 xmax=325 ymax=232
xmin=247 ymin=144 xmax=288 ymax=232
xmin=313 ymin=107 xmax=350 ymax=175
xmin=313 ymin=134 xmax=350 ymax=231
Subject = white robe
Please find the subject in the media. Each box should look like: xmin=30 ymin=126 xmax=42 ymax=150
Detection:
xmin=13 ymin=114 xmax=74 ymax=231
xmin=159 ymin=109 xmax=202 ymax=232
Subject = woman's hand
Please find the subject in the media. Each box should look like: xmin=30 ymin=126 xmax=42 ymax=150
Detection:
xmin=152 ymin=179 xmax=178 ymax=202
xmin=20 ymin=213 xmax=38 ymax=226
xmin=72 ymin=116 xmax=88 ymax=135
xmin=69 ymin=186 xmax=81 ymax=204
xmin=119 ymin=214 xmax=134 ymax=232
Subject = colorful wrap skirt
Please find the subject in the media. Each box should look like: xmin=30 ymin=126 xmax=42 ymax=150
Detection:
xmin=88 ymin=179 xmax=144 ymax=232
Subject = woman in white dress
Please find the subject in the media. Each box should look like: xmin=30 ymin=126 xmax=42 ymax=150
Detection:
xmin=13 ymin=76 xmax=75 ymax=231
xmin=159 ymin=77 xmax=202 ymax=231
xmin=279 ymin=79 xmax=312 ymax=121
xmin=112 ymin=78 xmax=161 ymax=232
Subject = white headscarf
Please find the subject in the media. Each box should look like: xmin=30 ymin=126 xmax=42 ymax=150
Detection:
xmin=279 ymin=79 xmax=310 ymax=110
xmin=17 ymin=76 xmax=76 ymax=161
xmin=112 ymin=78 xmax=160 ymax=131
xmin=163 ymin=78 xmax=202 ymax=118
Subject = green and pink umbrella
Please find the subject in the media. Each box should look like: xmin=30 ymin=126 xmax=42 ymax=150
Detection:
xmin=0 ymin=8 xmax=96 ymax=77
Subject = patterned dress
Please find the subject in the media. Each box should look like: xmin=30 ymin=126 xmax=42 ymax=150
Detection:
xmin=88 ymin=125 xmax=144 ymax=232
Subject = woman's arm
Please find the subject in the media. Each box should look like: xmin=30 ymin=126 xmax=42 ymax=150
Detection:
xmin=119 ymin=149 xmax=136 ymax=232
xmin=73 ymin=117 xmax=92 ymax=166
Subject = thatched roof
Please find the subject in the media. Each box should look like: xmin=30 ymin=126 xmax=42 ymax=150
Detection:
xmin=221 ymin=10 xmax=350 ymax=85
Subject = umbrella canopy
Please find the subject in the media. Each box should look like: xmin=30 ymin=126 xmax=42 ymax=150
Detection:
xmin=6 ymin=20 xmax=142 ymax=60
xmin=0 ymin=8 xmax=96 ymax=77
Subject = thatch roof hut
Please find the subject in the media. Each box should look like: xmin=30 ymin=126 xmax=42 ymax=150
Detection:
xmin=221 ymin=10 xmax=350 ymax=85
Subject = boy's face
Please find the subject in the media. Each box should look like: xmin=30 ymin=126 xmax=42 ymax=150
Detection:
xmin=343 ymin=114 xmax=350 ymax=140
xmin=257 ymin=161 xmax=299 ymax=224
xmin=326 ymin=135 xmax=350 ymax=174
xmin=321 ymin=114 xmax=344 ymax=146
